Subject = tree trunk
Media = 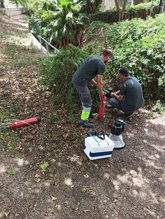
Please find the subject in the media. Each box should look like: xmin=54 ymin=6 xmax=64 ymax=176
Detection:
xmin=121 ymin=0 xmax=128 ymax=20
xmin=159 ymin=0 xmax=163 ymax=13
xmin=114 ymin=0 xmax=120 ymax=11
xmin=114 ymin=0 xmax=128 ymax=21
xmin=114 ymin=0 xmax=121 ymax=21
xmin=122 ymin=0 xmax=127 ymax=11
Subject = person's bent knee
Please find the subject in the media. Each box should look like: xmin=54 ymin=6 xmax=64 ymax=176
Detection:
xmin=108 ymin=98 xmax=120 ymax=109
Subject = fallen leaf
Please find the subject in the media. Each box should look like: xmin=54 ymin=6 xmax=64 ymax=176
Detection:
xmin=7 ymin=168 xmax=16 ymax=175
xmin=35 ymin=178 xmax=41 ymax=183
xmin=62 ymin=133 xmax=69 ymax=139
xmin=51 ymin=196 xmax=57 ymax=201
xmin=40 ymin=162 xmax=49 ymax=170
xmin=81 ymin=187 xmax=96 ymax=197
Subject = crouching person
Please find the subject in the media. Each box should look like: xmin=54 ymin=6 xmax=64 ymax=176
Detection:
xmin=108 ymin=67 xmax=144 ymax=118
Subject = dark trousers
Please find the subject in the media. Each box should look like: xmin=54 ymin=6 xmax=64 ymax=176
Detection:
xmin=73 ymin=83 xmax=92 ymax=108
xmin=108 ymin=98 xmax=134 ymax=115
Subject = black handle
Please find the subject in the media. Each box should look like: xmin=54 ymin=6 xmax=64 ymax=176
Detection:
xmin=96 ymin=132 xmax=105 ymax=140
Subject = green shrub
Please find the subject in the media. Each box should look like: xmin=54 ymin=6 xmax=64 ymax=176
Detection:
xmin=28 ymin=0 xmax=88 ymax=49
xmin=84 ymin=13 xmax=165 ymax=101
xmin=153 ymin=100 xmax=165 ymax=113
xmin=39 ymin=46 xmax=90 ymax=112
xmin=90 ymin=1 xmax=160 ymax=23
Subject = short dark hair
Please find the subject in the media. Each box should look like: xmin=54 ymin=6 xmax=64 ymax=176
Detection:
xmin=119 ymin=67 xmax=129 ymax=77
xmin=102 ymin=49 xmax=113 ymax=58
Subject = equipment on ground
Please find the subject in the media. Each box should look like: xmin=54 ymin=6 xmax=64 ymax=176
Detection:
xmin=0 ymin=117 xmax=41 ymax=130
xmin=84 ymin=131 xmax=115 ymax=160
xmin=84 ymin=118 xmax=126 ymax=160
xmin=97 ymin=95 xmax=107 ymax=119
xmin=104 ymin=87 xmax=113 ymax=98
xmin=109 ymin=118 xmax=126 ymax=149
xmin=97 ymin=87 xmax=113 ymax=120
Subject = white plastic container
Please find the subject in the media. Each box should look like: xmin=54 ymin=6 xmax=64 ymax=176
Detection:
xmin=84 ymin=135 xmax=115 ymax=160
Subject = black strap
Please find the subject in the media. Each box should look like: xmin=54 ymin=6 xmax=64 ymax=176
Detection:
xmin=87 ymin=131 xmax=105 ymax=140
xmin=96 ymin=132 xmax=105 ymax=140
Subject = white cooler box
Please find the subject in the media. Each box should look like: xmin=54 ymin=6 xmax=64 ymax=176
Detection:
xmin=84 ymin=135 xmax=115 ymax=160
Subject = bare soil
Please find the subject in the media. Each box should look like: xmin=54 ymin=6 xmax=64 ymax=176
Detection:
xmin=0 ymin=14 xmax=165 ymax=219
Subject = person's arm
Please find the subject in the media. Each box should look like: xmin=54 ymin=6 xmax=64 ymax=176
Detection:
xmin=97 ymin=75 xmax=104 ymax=98
xmin=96 ymin=61 xmax=106 ymax=98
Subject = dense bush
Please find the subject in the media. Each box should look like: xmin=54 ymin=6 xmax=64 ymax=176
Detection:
xmin=84 ymin=13 xmax=165 ymax=100
xmin=39 ymin=46 xmax=90 ymax=111
xmin=90 ymin=1 xmax=160 ymax=23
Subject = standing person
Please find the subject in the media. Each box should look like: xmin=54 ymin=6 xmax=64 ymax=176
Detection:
xmin=107 ymin=67 xmax=144 ymax=118
xmin=72 ymin=49 xmax=112 ymax=128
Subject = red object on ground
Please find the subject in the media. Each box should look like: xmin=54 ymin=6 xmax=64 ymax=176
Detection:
xmin=98 ymin=95 xmax=107 ymax=119
xmin=10 ymin=117 xmax=41 ymax=129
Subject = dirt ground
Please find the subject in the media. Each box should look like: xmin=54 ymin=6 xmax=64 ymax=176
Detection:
xmin=0 ymin=13 xmax=165 ymax=219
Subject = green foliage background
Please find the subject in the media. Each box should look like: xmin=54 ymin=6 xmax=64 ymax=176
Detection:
xmin=39 ymin=13 xmax=165 ymax=111
xmin=90 ymin=0 xmax=160 ymax=23
xmin=84 ymin=13 xmax=165 ymax=100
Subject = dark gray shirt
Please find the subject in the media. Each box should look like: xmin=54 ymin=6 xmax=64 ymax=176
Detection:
xmin=120 ymin=76 xmax=144 ymax=112
xmin=72 ymin=55 xmax=105 ymax=86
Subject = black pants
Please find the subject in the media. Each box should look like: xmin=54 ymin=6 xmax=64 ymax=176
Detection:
xmin=108 ymin=98 xmax=134 ymax=115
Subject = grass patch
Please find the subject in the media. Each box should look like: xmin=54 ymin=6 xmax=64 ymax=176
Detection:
xmin=147 ymin=100 xmax=165 ymax=119
xmin=153 ymin=100 xmax=165 ymax=113
xmin=0 ymin=10 xmax=5 ymax=16
xmin=0 ymin=31 xmax=8 ymax=39
xmin=2 ymin=43 xmax=39 ymax=68
xmin=0 ymin=130 xmax=18 ymax=153
xmin=0 ymin=61 xmax=8 ymax=72
xmin=4 ymin=43 xmax=29 ymax=57
xmin=14 ymin=55 xmax=39 ymax=67
xmin=147 ymin=112 xmax=158 ymax=119
xmin=49 ymin=113 xmax=59 ymax=123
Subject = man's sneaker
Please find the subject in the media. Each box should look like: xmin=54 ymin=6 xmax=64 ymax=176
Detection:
xmin=89 ymin=113 xmax=97 ymax=119
xmin=80 ymin=119 xmax=94 ymax=128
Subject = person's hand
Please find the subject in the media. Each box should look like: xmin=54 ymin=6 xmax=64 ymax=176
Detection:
xmin=99 ymin=90 xmax=105 ymax=100
xmin=110 ymin=92 xmax=115 ymax=98
xmin=91 ymin=79 xmax=97 ymax=87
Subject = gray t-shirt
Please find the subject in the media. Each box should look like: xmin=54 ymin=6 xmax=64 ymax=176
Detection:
xmin=72 ymin=55 xmax=105 ymax=86
xmin=120 ymin=76 xmax=144 ymax=112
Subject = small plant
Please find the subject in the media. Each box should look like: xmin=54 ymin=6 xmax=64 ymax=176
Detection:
xmin=69 ymin=114 xmax=77 ymax=124
xmin=49 ymin=113 xmax=59 ymax=123
xmin=153 ymin=100 xmax=165 ymax=113
xmin=7 ymin=168 xmax=16 ymax=175
xmin=0 ymin=112 xmax=9 ymax=123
